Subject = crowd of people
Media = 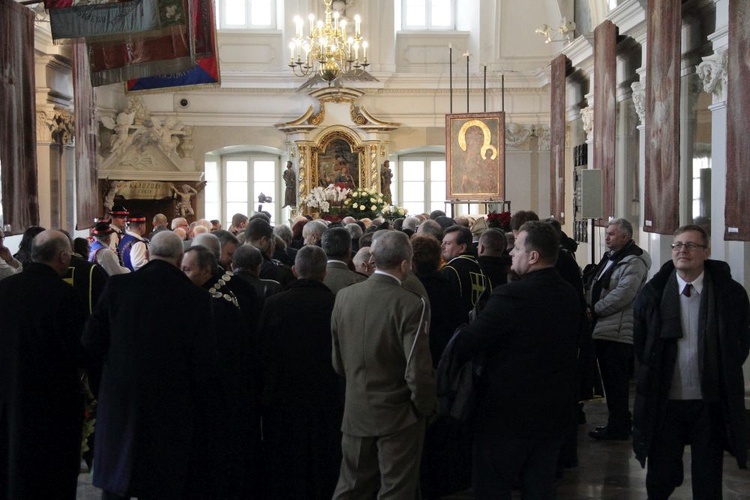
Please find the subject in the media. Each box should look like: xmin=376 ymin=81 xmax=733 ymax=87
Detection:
xmin=0 ymin=206 xmax=747 ymax=500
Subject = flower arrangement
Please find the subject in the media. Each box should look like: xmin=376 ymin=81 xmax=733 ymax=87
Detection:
xmin=381 ymin=204 xmax=408 ymax=219
xmin=303 ymin=184 xmax=352 ymax=214
xmin=343 ymin=187 xmax=386 ymax=219
xmin=486 ymin=211 xmax=512 ymax=231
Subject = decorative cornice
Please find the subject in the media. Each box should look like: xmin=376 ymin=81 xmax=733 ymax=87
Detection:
xmin=37 ymin=108 xmax=75 ymax=145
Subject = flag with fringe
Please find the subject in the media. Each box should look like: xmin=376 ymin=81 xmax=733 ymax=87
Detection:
xmin=126 ymin=0 xmax=219 ymax=93
xmin=45 ymin=0 xmax=186 ymax=42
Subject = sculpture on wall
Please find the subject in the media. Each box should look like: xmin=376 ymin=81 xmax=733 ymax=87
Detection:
xmin=283 ymin=161 xmax=297 ymax=207
xmin=170 ymin=183 xmax=198 ymax=217
xmin=380 ymin=160 xmax=392 ymax=204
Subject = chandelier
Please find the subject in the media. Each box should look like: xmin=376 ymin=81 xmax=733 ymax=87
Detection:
xmin=288 ymin=0 xmax=370 ymax=85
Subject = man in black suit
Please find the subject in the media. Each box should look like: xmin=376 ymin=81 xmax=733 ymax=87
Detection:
xmin=257 ymin=245 xmax=343 ymax=499
xmin=453 ymin=221 xmax=581 ymax=499
xmin=82 ymin=231 xmax=216 ymax=499
xmin=0 ymin=230 xmax=89 ymax=500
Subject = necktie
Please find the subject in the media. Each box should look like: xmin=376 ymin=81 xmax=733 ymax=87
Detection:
xmin=682 ymin=283 xmax=692 ymax=297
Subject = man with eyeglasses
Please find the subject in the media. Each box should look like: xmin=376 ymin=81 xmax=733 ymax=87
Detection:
xmin=585 ymin=217 xmax=651 ymax=440
xmin=632 ymin=224 xmax=749 ymax=499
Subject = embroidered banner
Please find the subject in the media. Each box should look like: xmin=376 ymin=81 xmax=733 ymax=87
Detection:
xmin=46 ymin=0 xmax=185 ymax=41
xmin=644 ymin=0 xmax=681 ymax=234
xmin=550 ymin=54 xmax=568 ymax=222
xmin=87 ymin=2 xmax=194 ymax=87
xmin=127 ymin=0 xmax=219 ymax=92
xmin=593 ymin=20 xmax=617 ymax=225
xmin=725 ymin=0 xmax=750 ymax=240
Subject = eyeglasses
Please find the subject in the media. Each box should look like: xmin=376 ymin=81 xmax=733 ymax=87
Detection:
xmin=671 ymin=242 xmax=706 ymax=251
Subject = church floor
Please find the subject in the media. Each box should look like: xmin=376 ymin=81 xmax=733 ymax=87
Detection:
xmin=76 ymin=396 xmax=750 ymax=499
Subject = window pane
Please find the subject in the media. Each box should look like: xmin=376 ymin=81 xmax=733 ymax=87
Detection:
xmin=250 ymin=0 xmax=272 ymax=26
xmin=402 ymin=161 xmax=425 ymax=181
xmin=226 ymin=182 xmax=248 ymax=202
xmin=402 ymin=181 xmax=424 ymax=202
xmin=205 ymin=186 xmax=220 ymax=203
xmin=226 ymin=161 xmax=248 ymax=181
xmin=205 ymin=161 xmax=219 ymax=181
xmin=404 ymin=201 xmax=425 ymax=215
xmin=204 ymin=202 xmax=220 ymax=221
xmin=429 ymin=201 xmax=445 ymax=213
xmin=431 ymin=0 xmax=452 ymax=27
xmin=404 ymin=0 xmax=426 ymax=26
xmin=430 ymin=160 xmax=446 ymax=181
xmin=431 ymin=181 xmax=446 ymax=202
xmin=223 ymin=0 xmax=246 ymax=25
xmin=254 ymin=161 xmax=276 ymax=181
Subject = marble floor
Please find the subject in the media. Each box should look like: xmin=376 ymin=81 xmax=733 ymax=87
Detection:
xmin=77 ymin=397 xmax=750 ymax=499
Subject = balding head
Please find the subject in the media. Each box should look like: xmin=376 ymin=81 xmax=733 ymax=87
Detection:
xmin=192 ymin=232 xmax=221 ymax=260
xmin=31 ymin=230 xmax=72 ymax=276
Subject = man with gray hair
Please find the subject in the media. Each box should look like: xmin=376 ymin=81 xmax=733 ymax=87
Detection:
xmin=302 ymin=219 xmax=328 ymax=246
xmin=585 ymin=217 xmax=651 ymax=441
xmin=257 ymin=245 xmax=343 ymax=498
xmin=1 ymin=230 xmax=89 ymax=499
xmin=322 ymin=227 xmax=365 ymax=294
xmin=402 ymin=216 xmax=420 ymax=233
xmin=82 ymin=230 xmax=217 ymax=499
xmin=332 ymin=230 xmax=436 ymax=499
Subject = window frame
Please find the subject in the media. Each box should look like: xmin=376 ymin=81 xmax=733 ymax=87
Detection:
xmin=211 ymin=153 xmax=281 ymax=224
xmin=400 ymin=0 xmax=456 ymax=31
xmin=398 ymin=153 xmax=448 ymax=216
xmin=215 ymin=0 xmax=276 ymax=31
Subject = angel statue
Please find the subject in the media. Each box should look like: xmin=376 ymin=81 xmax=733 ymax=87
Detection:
xmin=101 ymin=111 xmax=137 ymax=154
xmin=170 ymin=183 xmax=198 ymax=218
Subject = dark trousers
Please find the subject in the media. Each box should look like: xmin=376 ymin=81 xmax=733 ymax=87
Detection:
xmin=594 ymin=339 xmax=632 ymax=432
xmin=473 ymin=429 xmax=564 ymax=500
xmin=646 ymin=400 xmax=724 ymax=500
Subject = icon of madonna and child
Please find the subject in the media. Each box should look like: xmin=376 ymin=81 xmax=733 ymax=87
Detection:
xmin=318 ymin=140 xmax=358 ymax=191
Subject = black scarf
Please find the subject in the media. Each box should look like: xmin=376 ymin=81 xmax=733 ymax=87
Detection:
xmin=589 ymin=239 xmax=643 ymax=307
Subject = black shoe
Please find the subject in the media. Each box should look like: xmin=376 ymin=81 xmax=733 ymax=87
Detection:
xmin=588 ymin=427 xmax=629 ymax=441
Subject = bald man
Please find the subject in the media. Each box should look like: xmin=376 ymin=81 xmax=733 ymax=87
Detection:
xmin=0 ymin=230 xmax=89 ymax=499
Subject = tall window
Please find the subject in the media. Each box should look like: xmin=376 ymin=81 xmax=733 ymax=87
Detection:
xmin=216 ymin=0 xmax=275 ymax=30
xmin=399 ymin=155 xmax=446 ymax=216
xmin=205 ymin=154 xmax=279 ymax=224
xmin=401 ymin=0 xmax=454 ymax=30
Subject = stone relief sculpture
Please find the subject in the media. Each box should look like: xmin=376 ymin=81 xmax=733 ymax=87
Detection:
xmin=696 ymin=51 xmax=727 ymax=100
xmin=581 ymin=106 xmax=594 ymax=142
xmin=98 ymin=97 xmax=196 ymax=171
xmin=631 ymin=81 xmax=646 ymax=124
xmin=505 ymin=123 xmax=534 ymax=147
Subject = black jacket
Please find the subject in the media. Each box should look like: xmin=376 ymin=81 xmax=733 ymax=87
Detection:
xmin=453 ymin=267 xmax=581 ymax=438
xmin=632 ymin=259 xmax=750 ymax=468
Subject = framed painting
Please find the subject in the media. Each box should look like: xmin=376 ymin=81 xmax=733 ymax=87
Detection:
xmin=446 ymin=112 xmax=505 ymax=200
xmin=314 ymin=132 xmax=362 ymax=190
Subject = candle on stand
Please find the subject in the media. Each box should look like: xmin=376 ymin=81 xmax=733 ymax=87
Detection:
xmin=363 ymin=41 xmax=368 ymax=60
xmin=355 ymin=15 xmax=361 ymax=35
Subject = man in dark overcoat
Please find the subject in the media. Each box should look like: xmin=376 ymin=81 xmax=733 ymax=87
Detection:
xmin=82 ymin=231 xmax=216 ymax=499
xmin=258 ymin=245 xmax=343 ymax=499
xmin=452 ymin=221 xmax=581 ymax=499
xmin=633 ymin=224 xmax=749 ymax=499
xmin=0 ymin=230 xmax=88 ymax=500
